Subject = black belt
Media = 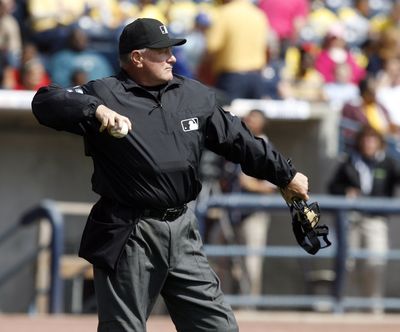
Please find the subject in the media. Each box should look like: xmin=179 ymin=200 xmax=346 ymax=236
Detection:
xmin=142 ymin=204 xmax=188 ymax=221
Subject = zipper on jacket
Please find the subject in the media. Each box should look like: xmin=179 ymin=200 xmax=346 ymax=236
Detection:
xmin=147 ymin=89 xmax=170 ymax=133
xmin=159 ymin=103 xmax=170 ymax=133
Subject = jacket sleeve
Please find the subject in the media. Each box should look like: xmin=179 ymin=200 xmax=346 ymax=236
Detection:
xmin=31 ymin=83 xmax=102 ymax=135
xmin=204 ymin=106 xmax=296 ymax=188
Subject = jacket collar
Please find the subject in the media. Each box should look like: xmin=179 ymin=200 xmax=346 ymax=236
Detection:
xmin=117 ymin=70 xmax=183 ymax=91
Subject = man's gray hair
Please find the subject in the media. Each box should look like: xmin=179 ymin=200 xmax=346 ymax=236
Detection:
xmin=119 ymin=48 xmax=147 ymax=68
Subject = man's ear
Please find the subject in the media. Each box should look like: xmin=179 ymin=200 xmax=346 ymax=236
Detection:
xmin=131 ymin=51 xmax=144 ymax=67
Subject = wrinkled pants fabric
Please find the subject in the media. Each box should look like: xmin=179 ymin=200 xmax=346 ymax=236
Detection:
xmin=94 ymin=206 xmax=238 ymax=332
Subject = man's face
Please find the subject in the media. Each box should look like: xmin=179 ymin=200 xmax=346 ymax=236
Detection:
xmin=359 ymin=134 xmax=382 ymax=159
xmin=244 ymin=111 xmax=266 ymax=136
xmin=140 ymin=47 xmax=176 ymax=85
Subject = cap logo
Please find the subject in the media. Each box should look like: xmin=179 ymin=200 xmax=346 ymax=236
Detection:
xmin=159 ymin=25 xmax=168 ymax=34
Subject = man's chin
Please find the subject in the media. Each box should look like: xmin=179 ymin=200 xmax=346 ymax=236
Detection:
xmin=165 ymin=72 xmax=174 ymax=81
xmin=155 ymin=73 xmax=173 ymax=85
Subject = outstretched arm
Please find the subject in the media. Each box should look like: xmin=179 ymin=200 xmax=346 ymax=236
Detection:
xmin=31 ymin=84 xmax=102 ymax=135
xmin=32 ymin=84 xmax=131 ymax=136
xmin=205 ymin=106 xmax=297 ymax=189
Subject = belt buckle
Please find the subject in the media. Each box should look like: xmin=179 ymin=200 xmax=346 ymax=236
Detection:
xmin=161 ymin=205 xmax=187 ymax=221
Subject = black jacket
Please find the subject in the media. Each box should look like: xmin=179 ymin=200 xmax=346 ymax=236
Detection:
xmin=32 ymin=71 xmax=296 ymax=206
xmin=328 ymin=152 xmax=400 ymax=197
xmin=32 ymin=71 xmax=297 ymax=270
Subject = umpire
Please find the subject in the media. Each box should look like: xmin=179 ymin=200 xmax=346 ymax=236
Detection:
xmin=32 ymin=18 xmax=309 ymax=332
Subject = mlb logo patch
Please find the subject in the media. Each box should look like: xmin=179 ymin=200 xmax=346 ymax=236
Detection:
xmin=181 ymin=118 xmax=199 ymax=132
xmin=159 ymin=25 xmax=168 ymax=34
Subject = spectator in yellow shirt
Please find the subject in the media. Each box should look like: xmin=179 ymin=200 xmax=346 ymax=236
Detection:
xmin=205 ymin=0 xmax=269 ymax=102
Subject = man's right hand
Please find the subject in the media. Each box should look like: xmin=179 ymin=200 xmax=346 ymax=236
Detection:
xmin=95 ymin=104 xmax=132 ymax=133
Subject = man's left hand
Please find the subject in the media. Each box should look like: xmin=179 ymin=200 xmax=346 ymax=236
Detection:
xmin=280 ymin=172 xmax=309 ymax=203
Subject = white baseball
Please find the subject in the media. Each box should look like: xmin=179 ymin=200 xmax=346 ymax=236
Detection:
xmin=109 ymin=122 xmax=129 ymax=138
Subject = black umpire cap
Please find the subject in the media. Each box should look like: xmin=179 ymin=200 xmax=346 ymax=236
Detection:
xmin=119 ymin=18 xmax=187 ymax=54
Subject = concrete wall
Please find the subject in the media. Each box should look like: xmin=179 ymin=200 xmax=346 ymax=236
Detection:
xmin=0 ymin=111 xmax=97 ymax=312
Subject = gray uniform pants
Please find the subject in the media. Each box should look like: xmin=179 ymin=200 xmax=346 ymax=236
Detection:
xmin=94 ymin=205 xmax=238 ymax=332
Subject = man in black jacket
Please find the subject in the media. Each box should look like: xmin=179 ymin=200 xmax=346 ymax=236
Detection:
xmin=32 ymin=18 xmax=309 ymax=332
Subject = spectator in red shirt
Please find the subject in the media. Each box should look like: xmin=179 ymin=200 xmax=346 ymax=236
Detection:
xmin=14 ymin=58 xmax=50 ymax=90
xmin=315 ymin=23 xmax=366 ymax=84
xmin=11 ymin=42 xmax=51 ymax=90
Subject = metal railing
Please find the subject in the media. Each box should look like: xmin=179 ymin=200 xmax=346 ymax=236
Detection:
xmin=197 ymin=194 xmax=400 ymax=313
xmin=0 ymin=200 xmax=95 ymax=313
xmin=0 ymin=200 xmax=65 ymax=313
xmin=2 ymin=194 xmax=400 ymax=313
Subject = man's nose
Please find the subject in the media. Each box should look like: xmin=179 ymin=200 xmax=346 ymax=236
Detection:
xmin=168 ymin=53 xmax=177 ymax=64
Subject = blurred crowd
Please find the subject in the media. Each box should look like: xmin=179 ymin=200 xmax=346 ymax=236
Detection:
xmin=3 ymin=0 xmax=400 ymax=312
xmin=2 ymin=0 xmax=400 ymax=142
